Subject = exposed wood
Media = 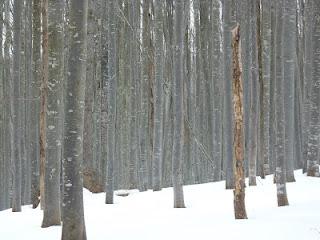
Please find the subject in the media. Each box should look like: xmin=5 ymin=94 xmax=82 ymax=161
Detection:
xmin=232 ymin=24 xmax=247 ymax=219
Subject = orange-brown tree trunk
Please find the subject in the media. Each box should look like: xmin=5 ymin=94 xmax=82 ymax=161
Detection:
xmin=232 ymin=24 xmax=247 ymax=219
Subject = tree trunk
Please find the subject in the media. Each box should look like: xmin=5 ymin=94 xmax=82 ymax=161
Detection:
xmin=223 ymin=0 xmax=235 ymax=189
xmin=0 ymin=0 xmax=4 ymax=211
xmin=275 ymin=0 xmax=289 ymax=207
xmin=11 ymin=0 xmax=22 ymax=213
xmin=30 ymin=0 xmax=41 ymax=209
xmin=232 ymin=24 xmax=247 ymax=219
xmin=128 ymin=0 xmax=139 ymax=190
xmin=283 ymin=0 xmax=296 ymax=182
xmin=211 ymin=0 xmax=223 ymax=182
xmin=306 ymin=0 xmax=320 ymax=177
xmin=61 ymin=0 xmax=88 ymax=238
xmin=42 ymin=0 xmax=64 ymax=227
xmin=302 ymin=0 xmax=313 ymax=174
xmin=152 ymin=0 xmax=164 ymax=191
xmin=3 ymin=0 xmax=12 ymax=210
xmin=138 ymin=0 xmax=150 ymax=192
xmin=40 ymin=0 xmax=49 ymax=210
xmin=248 ymin=0 xmax=259 ymax=186
xmin=172 ymin=0 xmax=186 ymax=208
xmin=104 ymin=0 xmax=117 ymax=204
xmin=261 ymin=0 xmax=271 ymax=177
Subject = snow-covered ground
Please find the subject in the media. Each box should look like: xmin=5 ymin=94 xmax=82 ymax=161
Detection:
xmin=1 ymin=170 xmax=320 ymax=240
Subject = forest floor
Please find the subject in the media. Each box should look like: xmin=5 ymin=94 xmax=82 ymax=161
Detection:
xmin=0 ymin=170 xmax=320 ymax=240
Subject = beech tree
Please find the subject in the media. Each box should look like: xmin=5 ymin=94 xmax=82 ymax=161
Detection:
xmin=61 ymin=0 xmax=88 ymax=238
xmin=11 ymin=0 xmax=22 ymax=213
xmin=31 ymin=0 xmax=41 ymax=209
xmin=172 ymin=0 xmax=185 ymax=208
xmin=42 ymin=0 xmax=64 ymax=227
xmin=152 ymin=0 xmax=164 ymax=192
xmin=274 ymin=0 xmax=289 ymax=207
xmin=306 ymin=0 xmax=320 ymax=177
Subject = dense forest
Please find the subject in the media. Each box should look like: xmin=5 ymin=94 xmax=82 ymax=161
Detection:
xmin=0 ymin=0 xmax=319 ymax=239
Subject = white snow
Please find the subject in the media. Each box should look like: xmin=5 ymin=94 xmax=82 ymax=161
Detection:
xmin=1 ymin=170 xmax=320 ymax=240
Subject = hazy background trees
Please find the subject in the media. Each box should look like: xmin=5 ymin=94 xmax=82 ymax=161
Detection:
xmin=0 ymin=0 xmax=318 ymax=230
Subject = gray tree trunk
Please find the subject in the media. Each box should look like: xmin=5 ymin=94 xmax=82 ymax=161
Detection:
xmin=211 ymin=0 xmax=223 ymax=182
xmin=248 ymin=0 xmax=259 ymax=186
xmin=11 ymin=0 xmax=22 ymax=212
xmin=269 ymin=0 xmax=277 ymax=174
xmin=83 ymin=0 xmax=104 ymax=193
xmin=161 ymin=0 xmax=174 ymax=187
xmin=61 ymin=0 xmax=88 ymax=238
xmin=302 ymin=0 xmax=313 ymax=174
xmin=104 ymin=0 xmax=117 ymax=204
xmin=0 ymin=0 xmax=4 ymax=211
xmin=24 ymin=0 xmax=33 ymax=206
xmin=42 ymin=0 xmax=64 ymax=227
xmin=223 ymin=0 xmax=235 ymax=189
xmin=193 ymin=0 xmax=201 ymax=184
xmin=40 ymin=0 xmax=49 ymax=210
xmin=153 ymin=0 xmax=164 ymax=191
xmin=306 ymin=0 xmax=320 ymax=177
xmin=283 ymin=0 xmax=296 ymax=182
xmin=138 ymin=0 xmax=150 ymax=192
xmin=30 ymin=0 xmax=41 ymax=209
xmin=128 ymin=0 xmax=139 ymax=190
xmin=261 ymin=0 xmax=271 ymax=177
xmin=3 ymin=0 xmax=12 ymax=210
xmin=172 ymin=0 xmax=185 ymax=208
xmin=275 ymin=0 xmax=289 ymax=207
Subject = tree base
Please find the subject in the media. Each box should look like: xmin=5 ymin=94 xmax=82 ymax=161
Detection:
xmin=249 ymin=176 xmax=257 ymax=186
xmin=174 ymin=204 xmax=186 ymax=208
xmin=277 ymin=193 xmax=289 ymax=207
xmin=41 ymin=220 xmax=61 ymax=228
xmin=307 ymin=163 xmax=320 ymax=177
xmin=233 ymin=190 xmax=247 ymax=219
xmin=286 ymin=174 xmax=296 ymax=182
xmin=83 ymin=168 xmax=104 ymax=193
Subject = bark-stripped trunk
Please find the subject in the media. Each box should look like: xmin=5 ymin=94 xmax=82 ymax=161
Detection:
xmin=61 ymin=0 xmax=88 ymax=238
xmin=232 ymin=24 xmax=247 ymax=219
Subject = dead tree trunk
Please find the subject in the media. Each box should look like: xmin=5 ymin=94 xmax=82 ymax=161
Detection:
xmin=232 ymin=24 xmax=247 ymax=220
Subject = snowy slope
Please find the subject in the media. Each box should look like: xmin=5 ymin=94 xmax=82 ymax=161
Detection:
xmin=1 ymin=170 xmax=320 ymax=240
